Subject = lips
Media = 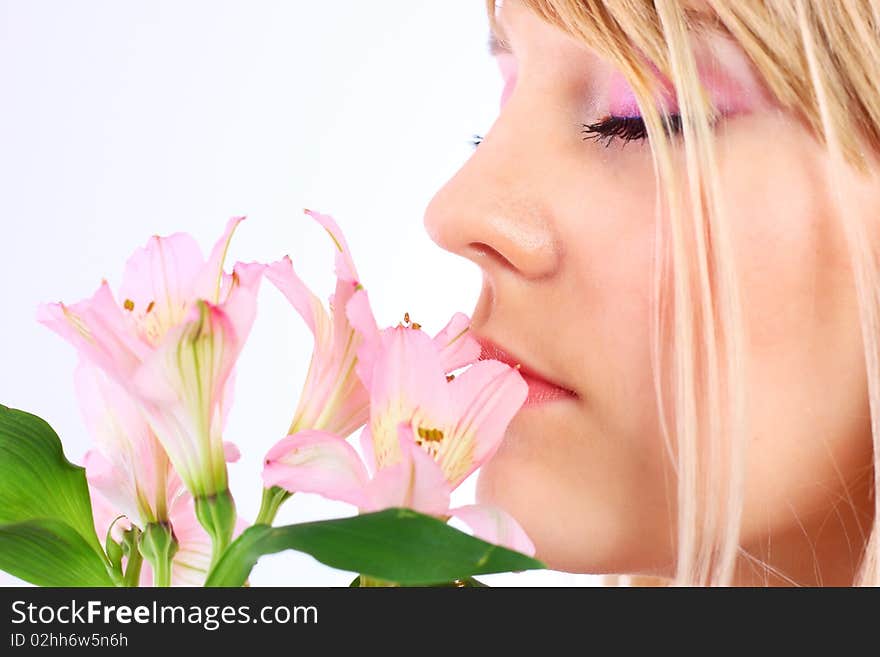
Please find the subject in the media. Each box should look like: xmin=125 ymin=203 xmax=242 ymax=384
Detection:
xmin=475 ymin=336 xmax=578 ymax=407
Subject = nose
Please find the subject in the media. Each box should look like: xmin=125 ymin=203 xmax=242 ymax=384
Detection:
xmin=423 ymin=114 xmax=562 ymax=281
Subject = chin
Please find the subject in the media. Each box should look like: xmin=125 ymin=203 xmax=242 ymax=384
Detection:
xmin=476 ymin=407 xmax=675 ymax=577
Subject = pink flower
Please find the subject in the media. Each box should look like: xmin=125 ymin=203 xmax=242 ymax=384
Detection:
xmin=38 ymin=218 xmax=263 ymax=500
xmin=352 ymin=317 xmax=525 ymax=489
xmin=75 ymin=361 xmax=172 ymax=526
xmin=263 ymin=426 xmax=534 ymax=556
xmin=79 ymin=360 xmax=242 ymax=585
xmin=263 ymin=318 xmax=534 ymax=556
xmin=265 ymin=209 xmax=370 ymax=439
xmin=77 ymin=360 xmax=241 ymax=525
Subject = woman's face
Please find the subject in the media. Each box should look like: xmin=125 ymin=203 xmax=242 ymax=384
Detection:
xmin=424 ymin=0 xmax=875 ymax=577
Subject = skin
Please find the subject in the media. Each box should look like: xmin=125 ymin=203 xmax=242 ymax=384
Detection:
xmin=423 ymin=0 xmax=878 ymax=585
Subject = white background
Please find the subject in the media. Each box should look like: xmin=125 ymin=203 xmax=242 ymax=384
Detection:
xmin=0 ymin=0 xmax=596 ymax=586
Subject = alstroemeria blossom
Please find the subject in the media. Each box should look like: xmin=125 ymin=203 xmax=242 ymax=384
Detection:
xmin=353 ymin=318 xmax=527 ymax=488
xmin=78 ymin=360 xmax=241 ymax=519
xmin=263 ymin=426 xmax=535 ymax=556
xmin=345 ymin=289 xmax=481 ymax=393
xmin=263 ymin=313 xmax=535 ymax=556
xmin=38 ymin=218 xmax=263 ymax=499
xmin=265 ymin=209 xmax=370 ymax=439
xmin=75 ymin=361 xmax=173 ymax=525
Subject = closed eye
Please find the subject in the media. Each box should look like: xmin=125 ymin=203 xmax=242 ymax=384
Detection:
xmin=581 ymin=114 xmax=683 ymax=147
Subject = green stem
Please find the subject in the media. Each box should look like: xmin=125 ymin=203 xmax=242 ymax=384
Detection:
xmin=195 ymin=489 xmax=237 ymax=570
xmin=139 ymin=523 xmax=178 ymax=588
xmin=254 ymin=486 xmax=293 ymax=526
xmin=122 ymin=548 xmax=144 ymax=587
xmin=358 ymin=574 xmax=399 ymax=587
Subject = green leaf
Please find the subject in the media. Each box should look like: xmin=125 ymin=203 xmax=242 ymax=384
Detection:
xmin=206 ymin=507 xmax=544 ymax=587
xmin=0 ymin=405 xmax=100 ymax=546
xmin=0 ymin=405 xmax=111 ymax=585
xmin=0 ymin=518 xmax=115 ymax=586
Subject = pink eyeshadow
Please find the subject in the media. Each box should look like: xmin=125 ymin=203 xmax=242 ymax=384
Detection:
xmin=606 ymin=64 xmax=752 ymax=118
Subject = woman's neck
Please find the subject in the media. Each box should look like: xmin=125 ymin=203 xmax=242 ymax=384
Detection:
xmin=732 ymin=471 xmax=874 ymax=587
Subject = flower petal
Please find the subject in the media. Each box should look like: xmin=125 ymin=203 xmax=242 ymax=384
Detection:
xmin=450 ymin=504 xmax=536 ymax=556
xmin=362 ymin=424 xmax=451 ymax=516
xmin=347 ymin=288 xmax=381 ymax=390
xmin=263 ymin=430 xmax=370 ymax=507
xmin=443 ymin=359 xmax=527 ymax=485
xmin=118 ymin=232 xmax=205 ymax=341
xmin=165 ymin=492 xmax=213 ymax=586
xmin=88 ymin=485 xmax=132 ymax=545
xmin=223 ymin=442 xmax=241 ymax=463
xmin=192 ymin=216 xmax=246 ymax=304
xmin=221 ymin=261 xmax=263 ymax=351
xmin=37 ymin=282 xmax=149 ymax=382
xmin=432 ymin=312 xmax=481 ymax=372
xmin=304 ymin=209 xmax=359 ymax=283
xmin=367 ymin=327 xmax=451 ymax=468
xmin=269 ymin=254 xmax=368 ymax=438
xmin=265 ymin=256 xmax=328 ymax=339
xmin=84 ymin=450 xmax=141 ymax=528
xmin=76 ymin=362 xmax=171 ymax=523
xmin=133 ymin=301 xmax=239 ymax=496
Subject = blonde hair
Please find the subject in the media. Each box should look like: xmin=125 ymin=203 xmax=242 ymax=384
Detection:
xmin=487 ymin=0 xmax=880 ymax=586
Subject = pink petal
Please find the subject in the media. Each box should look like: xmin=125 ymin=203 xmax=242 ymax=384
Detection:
xmin=223 ymin=442 xmax=241 ymax=463
xmin=366 ymin=327 xmax=451 ymax=468
xmin=132 ymin=301 xmax=239 ymax=496
xmin=444 ymin=359 xmax=527 ymax=484
xmin=134 ymin=301 xmax=238 ymax=406
xmin=76 ymin=362 xmax=171 ymax=523
xmin=219 ymin=261 xmax=263 ymax=360
xmin=265 ymin=256 xmax=327 ymax=339
xmin=88 ymin=485 xmax=132 ymax=545
xmin=450 ymin=504 xmax=536 ymax=556
xmin=164 ymin=492 xmax=213 ymax=586
xmin=304 ymin=209 xmax=359 ymax=284
xmin=362 ymin=424 xmax=451 ymax=516
xmin=369 ymin=327 xmax=449 ymax=418
xmin=358 ymin=424 xmax=377 ymax=475
xmin=84 ymin=450 xmax=140 ymax=528
xmin=118 ymin=231 xmax=205 ymax=337
xmin=268 ymin=255 xmax=368 ymax=437
xmin=37 ymin=282 xmax=149 ymax=383
xmin=192 ymin=216 xmax=246 ymax=304
xmin=263 ymin=430 xmax=370 ymax=507
xmin=347 ymin=288 xmax=380 ymax=390
xmin=75 ymin=361 xmax=151 ymax=463
xmin=432 ymin=312 xmax=481 ymax=372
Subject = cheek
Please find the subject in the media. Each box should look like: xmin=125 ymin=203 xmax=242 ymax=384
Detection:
xmin=477 ymin=157 xmax=677 ymax=574
xmin=718 ymin=114 xmax=870 ymax=540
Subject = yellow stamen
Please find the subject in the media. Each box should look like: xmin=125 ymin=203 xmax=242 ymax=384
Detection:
xmin=417 ymin=426 xmax=444 ymax=442
xmin=146 ymin=301 xmax=155 ymax=313
xmin=123 ymin=299 xmax=134 ymax=311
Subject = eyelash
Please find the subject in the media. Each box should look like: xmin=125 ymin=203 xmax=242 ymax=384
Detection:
xmin=581 ymin=114 xmax=683 ymax=147
xmin=469 ymin=113 xmax=682 ymax=150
